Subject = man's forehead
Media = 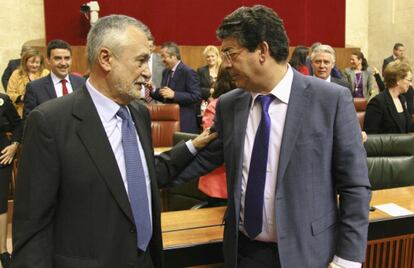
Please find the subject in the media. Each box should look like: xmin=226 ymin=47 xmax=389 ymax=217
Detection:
xmin=313 ymin=52 xmax=333 ymax=62
xmin=220 ymin=37 xmax=242 ymax=51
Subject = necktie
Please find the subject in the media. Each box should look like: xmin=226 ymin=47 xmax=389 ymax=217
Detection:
xmin=165 ymin=70 xmax=173 ymax=87
xmin=244 ymin=94 xmax=275 ymax=239
xmin=117 ymin=106 xmax=152 ymax=251
xmin=144 ymin=86 xmax=153 ymax=103
xmin=61 ymin=79 xmax=68 ymax=96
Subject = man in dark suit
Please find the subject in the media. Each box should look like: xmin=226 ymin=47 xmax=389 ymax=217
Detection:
xmin=382 ymin=42 xmax=404 ymax=75
xmin=12 ymin=15 xmax=215 ymax=268
xmin=151 ymin=42 xmax=201 ymax=133
xmin=23 ymin=39 xmax=85 ymax=118
xmin=1 ymin=44 xmax=31 ymax=91
xmin=311 ymin=44 xmax=353 ymax=92
xmin=173 ymin=5 xmax=371 ymax=268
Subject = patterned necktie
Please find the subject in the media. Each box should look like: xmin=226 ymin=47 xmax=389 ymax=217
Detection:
xmin=117 ymin=106 xmax=152 ymax=251
xmin=165 ymin=70 xmax=173 ymax=87
xmin=144 ymin=86 xmax=153 ymax=103
xmin=61 ymin=79 xmax=68 ymax=95
xmin=244 ymin=94 xmax=275 ymax=239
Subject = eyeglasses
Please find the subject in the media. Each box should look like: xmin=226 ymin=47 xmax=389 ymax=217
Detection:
xmin=220 ymin=48 xmax=245 ymax=64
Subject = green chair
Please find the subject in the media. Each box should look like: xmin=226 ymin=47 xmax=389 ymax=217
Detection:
xmin=364 ymin=133 xmax=414 ymax=190
xmin=162 ymin=132 xmax=209 ymax=211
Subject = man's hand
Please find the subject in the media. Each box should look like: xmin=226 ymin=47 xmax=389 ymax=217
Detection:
xmin=191 ymin=128 xmax=218 ymax=151
xmin=160 ymin=87 xmax=175 ymax=99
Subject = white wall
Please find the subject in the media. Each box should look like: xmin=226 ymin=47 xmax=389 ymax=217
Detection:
xmin=0 ymin=0 xmax=45 ymax=92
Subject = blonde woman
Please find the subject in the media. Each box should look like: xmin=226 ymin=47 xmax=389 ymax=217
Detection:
xmin=197 ymin=45 xmax=222 ymax=101
xmin=7 ymin=48 xmax=49 ymax=117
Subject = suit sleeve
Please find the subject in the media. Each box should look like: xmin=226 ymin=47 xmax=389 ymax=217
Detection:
xmin=173 ymin=69 xmax=201 ymax=105
xmin=23 ymin=82 xmax=36 ymax=119
xmin=12 ymin=109 xmax=60 ymax=268
xmin=363 ymin=96 xmax=383 ymax=133
xmin=2 ymin=61 xmax=13 ymax=90
xmin=332 ymin=88 xmax=371 ymax=262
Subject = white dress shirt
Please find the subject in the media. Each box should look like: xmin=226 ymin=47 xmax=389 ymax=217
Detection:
xmin=51 ymin=72 xmax=74 ymax=97
xmin=85 ymin=79 xmax=152 ymax=220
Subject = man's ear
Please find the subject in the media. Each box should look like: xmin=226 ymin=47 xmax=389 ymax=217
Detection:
xmin=97 ymin=47 xmax=113 ymax=72
xmin=258 ymin=41 xmax=270 ymax=63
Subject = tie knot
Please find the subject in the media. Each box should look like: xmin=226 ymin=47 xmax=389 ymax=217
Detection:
xmin=256 ymin=94 xmax=275 ymax=112
xmin=61 ymin=79 xmax=67 ymax=85
xmin=116 ymin=106 xmax=131 ymax=121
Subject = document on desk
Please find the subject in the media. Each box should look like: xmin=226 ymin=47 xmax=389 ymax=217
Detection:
xmin=374 ymin=203 xmax=414 ymax=217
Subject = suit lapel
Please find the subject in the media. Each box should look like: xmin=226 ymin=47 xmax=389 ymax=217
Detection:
xmin=232 ymin=91 xmax=252 ymax=212
xmin=384 ymin=90 xmax=405 ymax=132
xmin=45 ymin=74 xmax=58 ymax=99
xmin=73 ymin=86 xmax=134 ymax=223
xmin=277 ymin=72 xmax=311 ymax=184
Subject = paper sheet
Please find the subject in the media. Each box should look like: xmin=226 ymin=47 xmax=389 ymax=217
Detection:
xmin=374 ymin=203 xmax=414 ymax=217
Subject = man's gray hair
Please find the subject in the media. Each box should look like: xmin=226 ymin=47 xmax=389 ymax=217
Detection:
xmin=86 ymin=14 xmax=151 ymax=67
xmin=310 ymin=44 xmax=336 ymax=63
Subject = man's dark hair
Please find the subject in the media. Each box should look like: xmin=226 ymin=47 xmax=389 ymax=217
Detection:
xmin=161 ymin=42 xmax=181 ymax=60
xmin=47 ymin=39 xmax=72 ymax=58
xmin=393 ymin=43 xmax=404 ymax=50
xmin=216 ymin=5 xmax=289 ymax=63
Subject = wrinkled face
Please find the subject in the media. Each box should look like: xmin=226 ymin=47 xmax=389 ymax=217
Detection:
xmin=220 ymin=37 xmax=261 ymax=92
xmin=350 ymin=55 xmax=361 ymax=69
xmin=160 ymin=48 xmax=177 ymax=69
xmin=394 ymin=46 xmax=405 ymax=59
xmin=311 ymin=52 xmax=334 ymax=80
xmin=48 ymin=48 xmax=72 ymax=79
xmin=205 ymin=52 xmax=218 ymax=67
xmin=398 ymin=71 xmax=412 ymax=93
xmin=108 ymin=26 xmax=151 ymax=103
xmin=26 ymin=56 xmax=41 ymax=74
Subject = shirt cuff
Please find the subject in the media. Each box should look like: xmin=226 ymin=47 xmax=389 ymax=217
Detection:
xmin=185 ymin=140 xmax=197 ymax=155
xmin=332 ymin=255 xmax=361 ymax=268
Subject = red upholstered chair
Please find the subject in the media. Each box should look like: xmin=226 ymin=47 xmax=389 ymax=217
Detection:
xmin=147 ymin=104 xmax=180 ymax=147
xmin=353 ymin=98 xmax=367 ymax=129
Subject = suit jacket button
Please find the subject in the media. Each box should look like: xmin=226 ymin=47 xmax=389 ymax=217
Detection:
xmin=130 ymin=227 xmax=136 ymax=233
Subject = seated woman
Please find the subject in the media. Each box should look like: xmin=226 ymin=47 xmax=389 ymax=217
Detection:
xmin=7 ymin=48 xmax=49 ymax=117
xmin=343 ymin=51 xmax=376 ymax=101
xmin=198 ymin=66 xmax=236 ymax=203
xmin=289 ymin=45 xmax=310 ymax=75
xmin=364 ymin=60 xmax=412 ymax=134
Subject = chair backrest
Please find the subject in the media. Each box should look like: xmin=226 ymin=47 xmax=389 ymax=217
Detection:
xmin=364 ymin=133 xmax=414 ymax=190
xmin=353 ymin=98 xmax=367 ymax=129
xmin=147 ymin=104 xmax=180 ymax=147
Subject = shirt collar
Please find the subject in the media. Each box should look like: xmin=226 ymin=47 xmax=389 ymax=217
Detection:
xmin=51 ymin=72 xmax=70 ymax=85
xmin=171 ymin=60 xmax=181 ymax=72
xmin=85 ymin=78 xmax=120 ymax=123
xmin=250 ymin=64 xmax=293 ymax=106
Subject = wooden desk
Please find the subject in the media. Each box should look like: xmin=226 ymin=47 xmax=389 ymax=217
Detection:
xmin=161 ymin=187 xmax=414 ymax=267
xmin=161 ymin=207 xmax=225 ymax=267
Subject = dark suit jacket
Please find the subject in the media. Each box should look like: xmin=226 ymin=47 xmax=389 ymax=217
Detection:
xmin=175 ymin=71 xmax=371 ymax=267
xmin=364 ymin=89 xmax=411 ymax=133
xmin=331 ymin=77 xmax=352 ymax=92
xmin=382 ymin=55 xmax=395 ymax=74
xmin=1 ymin=58 xmax=20 ymax=91
xmin=12 ymin=86 xmax=195 ymax=268
xmin=152 ymin=61 xmax=201 ymax=133
xmin=23 ymin=73 xmax=85 ymax=119
xmin=0 ymin=93 xmax=22 ymax=149
xmin=197 ymin=65 xmax=213 ymax=100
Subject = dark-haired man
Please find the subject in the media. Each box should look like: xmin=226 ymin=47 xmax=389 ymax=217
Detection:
xmin=382 ymin=43 xmax=404 ymax=75
xmin=151 ymin=42 xmax=201 ymax=133
xmin=174 ymin=5 xmax=371 ymax=268
xmin=23 ymin=39 xmax=85 ymax=118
